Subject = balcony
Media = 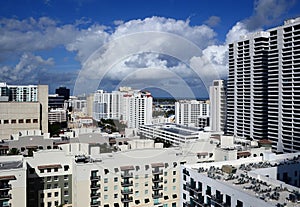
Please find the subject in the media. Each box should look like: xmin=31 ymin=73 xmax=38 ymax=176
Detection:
xmin=121 ymin=189 xmax=133 ymax=194
xmin=152 ymin=169 xmax=163 ymax=175
xmin=0 ymin=194 xmax=11 ymax=200
xmin=0 ymin=184 xmax=11 ymax=191
xmin=90 ymin=201 xmax=100 ymax=206
xmin=90 ymin=184 xmax=100 ymax=189
xmin=90 ymin=192 xmax=100 ymax=198
xmin=90 ymin=176 xmax=100 ymax=181
xmin=152 ymin=193 xmax=163 ymax=199
xmin=152 ymin=185 xmax=163 ymax=190
xmin=121 ymin=172 xmax=133 ymax=178
xmin=121 ymin=196 xmax=133 ymax=203
xmin=152 ymin=177 xmax=163 ymax=182
xmin=121 ymin=181 xmax=133 ymax=187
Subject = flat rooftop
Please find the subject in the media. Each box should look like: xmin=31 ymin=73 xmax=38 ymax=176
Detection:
xmin=189 ymin=156 xmax=300 ymax=207
xmin=0 ymin=161 xmax=23 ymax=170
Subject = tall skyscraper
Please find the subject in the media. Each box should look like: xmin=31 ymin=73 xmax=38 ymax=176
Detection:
xmin=209 ymin=80 xmax=226 ymax=132
xmin=55 ymin=86 xmax=70 ymax=100
xmin=226 ymin=17 xmax=300 ymax=153
xmin=175 ymin=100 xmax=209 ymax=128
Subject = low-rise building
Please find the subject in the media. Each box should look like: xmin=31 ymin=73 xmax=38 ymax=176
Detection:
xmin=181 ymin=152 xmax=300 ymax=207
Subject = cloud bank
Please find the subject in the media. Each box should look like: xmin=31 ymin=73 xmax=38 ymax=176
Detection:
xmin=0 ymin=0 xmax=295 ymax=97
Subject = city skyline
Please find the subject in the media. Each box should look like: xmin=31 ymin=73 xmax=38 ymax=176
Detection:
xmin=1 ymin=0 xmax=300 ymax=98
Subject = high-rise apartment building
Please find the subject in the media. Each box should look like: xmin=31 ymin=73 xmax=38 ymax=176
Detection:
xmin=92 ymin=88 xmax=152 ymax=129
xmin=175 ymin=100 xmax=209 ymax=128
xmin=226 ymin=17 xmax=300 ymax=153
xmin=209 ymin=80 xmax=226 ymax=132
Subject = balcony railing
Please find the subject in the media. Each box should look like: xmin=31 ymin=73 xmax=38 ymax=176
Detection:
xmin=0 ymin=194 xmax=11 ymax=200
xmin=121 ymin=189 xmax=133 ymax=194
xmin=90 ymin=184 xmax=100 ymax=189
xmin=90 ymin=175 xmax=100 ymax=181
xmin=121 ymin=181 xmax=133 ymax=187
xmin=90 ymin=201 xmax=100 ymax=206
xmin=152 ymin=169 xmax=163 ymax=175
xmin=152 ymin=185 xmax=163 ymax=190
xmin=90 ymin=192 xmax=100 ymax=197
xmin=121 ymin=196 xmax=133 ymax=202
xmin=121 ymin=172 xmax=133 ymax=178
xmin=0 ymin=184 xmax=11 ymax=191
xmin=152 ymin=193 xmax=163 ymax=199
xmin=152 ymin=177 xmax=163 ymax=182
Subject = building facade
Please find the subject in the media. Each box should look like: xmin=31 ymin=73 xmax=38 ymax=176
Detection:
xmin=226 ymin=17 xmax=300 ymax=152
xmin=175 ymin=100 xmax=209 ymax=128
xmin=92 ymin=88 xmax=153 ymax=129
xmin=0 ymin=84 xmax=48 ymax=139
xmin=209 ymin=80 xmax=226 ymax=132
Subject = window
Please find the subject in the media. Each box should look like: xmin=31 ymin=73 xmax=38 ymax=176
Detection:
xmin=135 ymin=191 xmax=139 ymax=196
xmin=54 ymin=201 xmax=59 ymax=206
xmin=114 ymin=194 xmax=118 ymax=198
xmin=11 ymin=119 xmax=16 ymax=124
xmin=135 ymin=183 xmax=139 ymax=187
xmin=172 ymin=178 xmax=176 ymax=183
xmin=54 ymin=192 xmax=59 ymax=197
xmin=40 ymin=193 xmax=44 ymax=198
xmin=40 ymin=169 xmax=44 ymax=173
xmin=64 ymin=165 xmax=69 ymax=171
xmin=114 ymin=185 xmax=118 ymax=190
xmin=104 ymin=178 xmax=108 ymax=183
xmin=54 ymin=168 xmax=58 ymax=172
xmin=172 ymin=202 xmax=176 ymax=207
xmin=64 ymin=175 xmax=68 ymax=180
xmin=114 ymin=177 xmax=118 ymax=182
xmin=173 ymin=171 xmax=176 ymax=175
xmin=54 ymin=183 xmax=58 ymax=188
xmin=18 ymin=119 xmax=24 ymax=123
xmin=64 ymin=190 xmax=68 ymax=196
xmin=164 ymin=187 xmax=168 ymax=191
xmin=33 ymin=119 xmax=38 ymax=123
xmin=3 ymin=120 xmax=9 ymax=124
xmin=144 ymin=182 xmax=148 ymax=187
xmin=135 ymin=175 xmax=139 ymax=179
xmin=47 ymin=202 xmax=51 ymax=207
xmin=47 ymin=177 xmax=51 ymax=182
xmin=145 ymin=190 xmax=148 ymax=194
xmin=64 ymin=182 xmax=68 ymax=188
xmin=183 ymin=193 xmax=186 ymax=199
xmin=47 ymin=184 xmax=51 ymax=189
xmin=47 ymin=168 xmax=51 ymax=173
xmin=54 ymin=176 xmax=58 ymax=181
xmin=47 ymin=192 xmax=51 ymax=198
xmin=104 ymin=186 xmax=108 ymax=191
xmin=145 ymin=174 xmax=148 ymax=178
xmin=104 ymin=195 xmax=108 ymax=200
xmin=164 ymin=172 xmax=168 ymax=176
xmin=163 ymin=204 xmax=168 ymax=207
xmin=26 ymin=119 xmax=31 ymax=123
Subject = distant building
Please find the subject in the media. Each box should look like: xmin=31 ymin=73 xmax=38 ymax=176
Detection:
xmin=55 ymin=86 xmax=70 ymax=100
xmin=92 ymin=87 xmax=153 ymax=129
xmin=48 ymin=94 xmax=65 ymax=109
xmin=0 ymin=83 xmax=48 ymax=139
xmin=48 ymin=108 xmax=67 ymax=124
xmin=175 ymin=100 xmax=209 ymax=128
xmin=209 ymin=80 xmax=226 ymax=132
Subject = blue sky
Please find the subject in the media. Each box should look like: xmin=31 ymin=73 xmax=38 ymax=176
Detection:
xmin=1 ymin=0 xmax=300 ymax=98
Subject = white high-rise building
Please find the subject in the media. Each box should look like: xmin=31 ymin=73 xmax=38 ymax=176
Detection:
xmin=175 ymin=100 xmax=209 ymax=128
xmin=226 ymin=17 xmax=300 ymax=153
xmin=92 ymin=88 xmax=153 ymax=129
xmin=93 ymin=90 xmax=121 ymax=121
xmin=209 ymin=80 xmax=226 ymax=132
